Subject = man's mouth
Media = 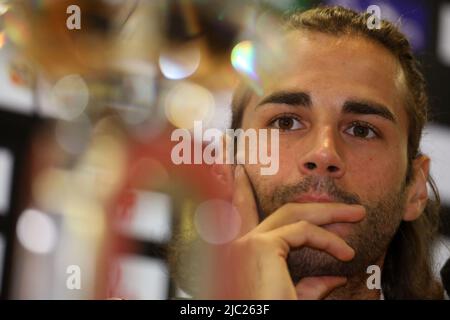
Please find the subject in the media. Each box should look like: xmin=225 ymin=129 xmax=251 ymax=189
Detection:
xmin=293 ymin=193 xmax=335 ymax=203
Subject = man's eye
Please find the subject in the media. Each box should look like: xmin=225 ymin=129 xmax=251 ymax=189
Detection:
xmin=345 ymin=122 xmax=378 ymax=139
xmin=270 ymin=116 xmax=303 ymax=131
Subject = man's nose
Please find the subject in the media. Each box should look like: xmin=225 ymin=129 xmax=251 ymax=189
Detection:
xmin=298 ymin=126 xmax=345 ymax=178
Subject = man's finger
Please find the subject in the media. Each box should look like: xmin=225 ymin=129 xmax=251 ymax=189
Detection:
xmin=295 ymin=276 xmax=348 ymax=300
xmin=232 ymin=165 xmax=259 ymax=236
xmin=254 ymin=202 xmax=365 ymax=233
xmin=268 ymin=220 xmax=355 ymax=261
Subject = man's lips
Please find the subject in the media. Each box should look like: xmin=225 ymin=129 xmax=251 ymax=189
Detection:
xmin=293 ymin=193 xmax=335 ymax=203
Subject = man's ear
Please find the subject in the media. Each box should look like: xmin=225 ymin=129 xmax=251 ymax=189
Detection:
xmin=403 ymin=155 xmax=430 ymax=222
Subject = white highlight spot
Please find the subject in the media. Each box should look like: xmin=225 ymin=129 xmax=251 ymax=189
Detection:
xmin=438 ymin=3 xmax=450 ymax=66
xmin=17 ymin=208 xmax=58 ymax=254
xmin=159 ymin=45 xmax=200 ymax=80
xmin=421 ymin=124 xmax=450 ymax=205
xmin=0 ymin=149 xmax=13 ymax=214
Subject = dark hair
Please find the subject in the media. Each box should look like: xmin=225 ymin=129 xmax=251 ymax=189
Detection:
xmin=231 ymin=6 xmax=443 ymax=299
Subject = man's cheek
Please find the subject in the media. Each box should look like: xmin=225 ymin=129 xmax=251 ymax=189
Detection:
xmin=349 ymin=160 xmax=403 ymax=200
xmin=244 ymin=163 xmax=286 ymax=197
xmin=247 ymin=145 xmax=297 ymax=177
xmin=277 ymin=151 xmax=296 ymax=174
xmin=245 ymin=164 xmax=279 ymax=186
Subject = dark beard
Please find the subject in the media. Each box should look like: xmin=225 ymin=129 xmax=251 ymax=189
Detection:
xmin=253 ymin=175 xmax=407 ymax=283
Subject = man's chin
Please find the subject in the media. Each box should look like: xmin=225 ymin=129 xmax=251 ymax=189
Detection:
xmin=287 ymin=246 xmax=366 ymax=283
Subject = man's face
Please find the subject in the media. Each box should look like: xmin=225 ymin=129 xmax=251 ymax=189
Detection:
xmin=239 ymin=31 xmax=412 ymax=280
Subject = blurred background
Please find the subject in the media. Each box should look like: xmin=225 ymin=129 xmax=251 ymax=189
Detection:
xmin=0 ymin=0 xmax=449 ymax=299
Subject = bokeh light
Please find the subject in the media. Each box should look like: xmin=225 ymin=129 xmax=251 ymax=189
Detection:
xmin=0 ymin=32 xmax=5 ymax=49
xmin=164 ymin=81 xmax=215 ymax=129
xmin=159 ymin=44 xmax=201 ymax=80
xmin=55 ymin=115 xmax=92 ymax=155
xmin=231 ymin=40 xmax=258 ymax=81
xmin=0 ymin=3 xmax=9 ymax=16
xmin=17 ymin=209 xmax=58 ymax=255
xmin=50 ymin=74 xmax=90 ymax=121
xmin=194 ymin=199 xmax=241 ymax=245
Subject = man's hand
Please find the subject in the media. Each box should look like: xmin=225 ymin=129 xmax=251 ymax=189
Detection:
xmin=218 ymin=165 xmax=366 ymax=300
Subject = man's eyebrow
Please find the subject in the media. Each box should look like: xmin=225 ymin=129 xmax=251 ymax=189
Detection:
xmin=256 ymin=91 xmax=312 ymax=109
xmin=255 ymin=92 xmax=397 ymax=123
xmin=342 ymin=100 xmax=397 ymax=123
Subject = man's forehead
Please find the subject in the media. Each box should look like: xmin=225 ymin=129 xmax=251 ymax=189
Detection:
xmin=247 ymin=30 xmax=408 ymax=124
xmin=264 ymin=30 xmax=403 ymax=87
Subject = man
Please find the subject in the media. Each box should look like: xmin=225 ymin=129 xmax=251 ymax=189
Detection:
xmin=171 ymin=6 xmax=444 ymax=300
